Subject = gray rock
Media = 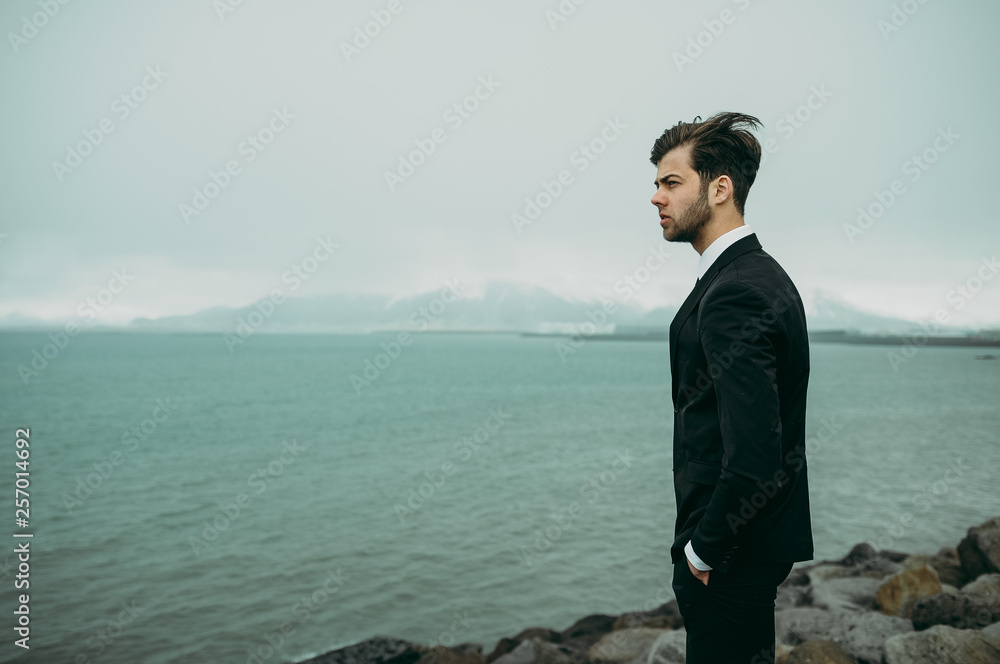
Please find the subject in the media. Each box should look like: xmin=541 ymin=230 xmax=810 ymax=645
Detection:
xmin=626 ymin=629 xmax=686 ymax=664
xmin=984 ymin=621 xmax=1000 ymax=641
xmin=804 ymin=545 xmax=905 ymax=583
xmin=911 ymin=591 xmax=1000 ymax=631
xmin=559 ymin=614 xmax=617 ymax=651
xmin=298 ymin=637 xmax=421 ymax=664
xmin=776 ymin=582 xmax=809 ymax=611
xmin=512 ymin=628 xmax=562 ymax=644
xmin=454 ymin=644 xmax=484 ymax=655
xmin=959 ymin=517 xmax=1000 ymax=580
xmin=883 ymin=624 xmax=1000 ymax=664
xmin=587 ymin=628 xmax=671 ymax=663
xmin=775 ymin=607 xmax=912 ymax=664
xmin=613 ymin=600 xmax=683 ymax=631
xmin=962 ymin=573 xmax=1000 ymax=598
xmin=415 ymin=646 xmax=485 ymax=664
xmin=786 ymin=640 xmax=857 ymax=664
xmin=492 ymin=638 xmax=583 ymax=664
xmin=804 ymin=576 xmax=882 ymax=613
xmin=487 ymin=638 xmax=523 ymax=664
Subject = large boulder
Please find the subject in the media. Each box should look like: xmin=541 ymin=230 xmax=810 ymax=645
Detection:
xmin=962 ymin=573 xmax=1000 ymax=598
xmin=559 ymin=614 xmax=617 ymax=651
xmin=883 ymin=624 xmax=1000 ymax=664
xmin=625 ymin=629 xmax=685 ymax=664
xmin=804 ymin=576 xmax=882 ymax=613
xmin=804 ymin=544 xmax=906 ymax=583
xmin=416 ymin=646 xmax=486 ymax=664
xmin=612 ymin=600 xmax=683 ymax=631
xmin=876 ymin=567 xmax=943 ymax=618
xmin=786 ymin=640 xmax=858 ymax=664
xmin=903 ymin=551 xmax=966 ymax=587
xmin=512 ymin=628 xmax=562 ymax=644
xmin=776 ymin=572 xmax=811 ymax=611
xmin=775 ymin=607 xmax=912 ymax=664
xmin=958 ymin=517 xmax=1000 ymax=580
xmin=299 ymin=637 xmax=421 ymax=664
xmin=492 ymin=638 xmax=583 ymax=664
xmin=910 ymin=591 xmax=1000 ymax=630
xmin=587 ymin=628 xmax=672 ymax=663
xmin=487 ymin=639 xmax=523 ymax=664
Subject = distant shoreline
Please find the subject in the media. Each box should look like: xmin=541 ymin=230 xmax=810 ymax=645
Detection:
xmin=519 ymin=329 xmax=1000 ymax=348
xmin=2 ymin=327 xmax=999 ymax=348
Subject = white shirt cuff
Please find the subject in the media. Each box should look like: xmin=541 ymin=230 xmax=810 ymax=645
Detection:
xmin=685 ymin=540 xmax=713 ymax=571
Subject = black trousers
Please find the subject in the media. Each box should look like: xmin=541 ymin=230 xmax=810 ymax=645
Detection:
xmin=671 ymin=557 xmax=793 ymax=664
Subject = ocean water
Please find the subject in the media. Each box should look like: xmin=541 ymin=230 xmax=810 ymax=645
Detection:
xmin=0 ymin=331 xmax=997 ymax=664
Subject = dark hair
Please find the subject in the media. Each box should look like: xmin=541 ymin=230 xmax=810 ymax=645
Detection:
xmin=649 ymin=112 xmax=763 ymax=216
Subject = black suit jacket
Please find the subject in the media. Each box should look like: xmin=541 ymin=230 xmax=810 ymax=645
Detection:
xmin=669 ymin=232 xmax=813 ymax=575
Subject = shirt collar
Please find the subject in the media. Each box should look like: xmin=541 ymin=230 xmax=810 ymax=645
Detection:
xmin=697 ymin=223 xmax=753 ymax=280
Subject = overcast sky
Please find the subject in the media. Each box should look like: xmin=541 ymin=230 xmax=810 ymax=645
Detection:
xmin=1 ymin=0 xmax=998 ymax=328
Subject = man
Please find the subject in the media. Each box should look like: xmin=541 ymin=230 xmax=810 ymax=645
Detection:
xmin=649 ymin=112 xmax=814 ymax=664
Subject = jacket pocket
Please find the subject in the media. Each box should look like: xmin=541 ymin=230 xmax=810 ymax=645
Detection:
xmin=685 ymin=460 xmax=722 ymax=485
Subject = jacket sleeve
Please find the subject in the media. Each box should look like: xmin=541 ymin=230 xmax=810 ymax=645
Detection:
xmin=688 ymin=280 xmax=785 ymax=573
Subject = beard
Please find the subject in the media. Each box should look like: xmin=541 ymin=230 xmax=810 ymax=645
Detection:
xmin=664 ymin=183 xmax=712 ymax=244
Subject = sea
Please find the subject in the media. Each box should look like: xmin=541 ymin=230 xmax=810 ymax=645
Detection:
xmin=0 ymin=331 xmax=997 ymax=664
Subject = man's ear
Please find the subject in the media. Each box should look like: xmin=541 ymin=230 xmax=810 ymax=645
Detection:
xmin=711 ymin=175 xmax=734 ymax=206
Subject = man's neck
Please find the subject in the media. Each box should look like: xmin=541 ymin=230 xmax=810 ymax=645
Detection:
xmin=693 ymin=212 xmax=745 ymax=255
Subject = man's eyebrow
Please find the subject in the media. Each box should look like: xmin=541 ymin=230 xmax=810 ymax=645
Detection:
xmin=654 ymin=173 xmax=683 ymax=186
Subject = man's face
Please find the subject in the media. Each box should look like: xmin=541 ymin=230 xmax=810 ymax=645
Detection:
xmin=651 ymin=144 xmax=712 ymax=244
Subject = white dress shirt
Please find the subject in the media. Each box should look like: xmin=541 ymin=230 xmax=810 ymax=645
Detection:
xmin=685 ymin=223 xmax=754 ymax=572
xmin=696 ymin=223 xmax=753 ymax=280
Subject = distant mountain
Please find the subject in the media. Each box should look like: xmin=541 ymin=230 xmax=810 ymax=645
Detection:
xmin=804 ymin=290 xmax=917 ymax=334
xmin=0 ymin=282 xmax=986 ymax=336
xmin=127 ymin=282 xmax=676 ymax=335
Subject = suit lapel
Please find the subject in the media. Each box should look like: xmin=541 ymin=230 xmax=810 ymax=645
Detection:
xmin=669 ymin=233 xmax=762 ymax=401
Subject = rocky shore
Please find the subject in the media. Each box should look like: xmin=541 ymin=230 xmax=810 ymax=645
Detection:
xmin=299 ymin=517 xmax=1000 ymax=664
